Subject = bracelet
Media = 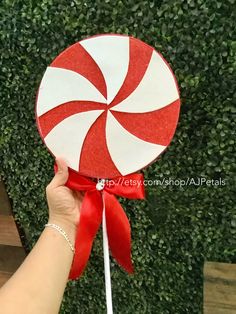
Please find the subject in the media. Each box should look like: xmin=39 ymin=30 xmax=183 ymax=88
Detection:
xmin=45 ymin=223 xmax=75 ymax=254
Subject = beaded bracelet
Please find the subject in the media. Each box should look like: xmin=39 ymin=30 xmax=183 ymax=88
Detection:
xmin=45 ymin=223 xmax=75 ymax=253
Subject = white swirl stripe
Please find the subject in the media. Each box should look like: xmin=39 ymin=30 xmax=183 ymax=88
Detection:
xmin=111 ymin=51 xmax=179 ymax=113
xmin=106 ymin=111 xmax=166 ymax=175
xmin=81 ymin=35 xmax=129 ymax=104
xmin=37 ymin=67 xmax=107 ymax=116
xmin=44 ymin=110 xmax=104 ymax=170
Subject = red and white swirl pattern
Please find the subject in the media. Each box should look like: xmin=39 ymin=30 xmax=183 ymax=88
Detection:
xmin=36 ymin=35 xmax=180 ymax=178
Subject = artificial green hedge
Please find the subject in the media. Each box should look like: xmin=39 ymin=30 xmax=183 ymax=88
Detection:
xmin=0 ymin=0 xmax=235 ymax=313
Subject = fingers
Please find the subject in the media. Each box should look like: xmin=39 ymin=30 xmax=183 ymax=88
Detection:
xmin=48 ymin=158 xmax=69 ymax=189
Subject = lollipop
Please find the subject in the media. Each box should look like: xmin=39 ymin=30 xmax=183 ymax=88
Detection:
xmin=36 ymin=35 xmax=180 ymax=178
xmin=36 ymin=34 xmax=180 ymax=313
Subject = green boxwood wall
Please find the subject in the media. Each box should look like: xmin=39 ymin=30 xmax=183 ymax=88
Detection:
xmin=0 ymin=0 xmax=235 ymax=313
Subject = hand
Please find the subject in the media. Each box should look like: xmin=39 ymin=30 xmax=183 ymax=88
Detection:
xmin=46 ymin=158 xmax=82 ymax=238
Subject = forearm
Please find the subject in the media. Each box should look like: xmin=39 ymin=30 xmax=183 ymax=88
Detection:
xmin=0 ymin=218 xmax=76 ymax=314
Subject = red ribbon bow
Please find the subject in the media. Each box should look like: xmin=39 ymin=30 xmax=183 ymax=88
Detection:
xmin=55 ymin=166 xmax=145 ymax=279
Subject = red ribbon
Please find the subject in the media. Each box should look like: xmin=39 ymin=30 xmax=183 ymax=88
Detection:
xmin=55 ymin=166 xmax=145 ymax=280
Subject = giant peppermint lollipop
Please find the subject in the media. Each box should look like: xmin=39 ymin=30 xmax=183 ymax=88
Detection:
xmin=36 ymin=34 xmax=180 ymax=313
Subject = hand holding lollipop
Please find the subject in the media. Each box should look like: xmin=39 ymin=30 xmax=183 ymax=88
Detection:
xmin=36 ymin=34 xmax=180 ymax=313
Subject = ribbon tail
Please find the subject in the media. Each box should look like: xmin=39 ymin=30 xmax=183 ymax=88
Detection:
xmin=103 ymin=191 xmax=134 ymax=274
xmin=69 ymin=190 xmax=103 ymax=279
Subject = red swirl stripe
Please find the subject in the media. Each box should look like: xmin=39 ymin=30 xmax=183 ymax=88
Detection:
xmin=79 ymin=111 xmax=121 ymax=178
xmin=109 ymin=37 xmax=153 ymax=108
xmin=110 ymin=99 xmax=180 ymax=146
xmin=38 ymin=101 xmax=107 ymax=138
xmin=51 ymin=42 xmax=107 ymax=99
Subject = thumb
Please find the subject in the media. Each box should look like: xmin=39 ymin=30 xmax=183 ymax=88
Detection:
xmin=49 ymin=158 xmax=69 ymax=188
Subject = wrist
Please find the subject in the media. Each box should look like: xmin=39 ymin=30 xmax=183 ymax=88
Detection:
xmin=47 ymin=215 xmax=77 ymax=244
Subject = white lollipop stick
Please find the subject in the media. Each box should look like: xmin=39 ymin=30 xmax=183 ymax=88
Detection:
xmin=102 ymin=203 xmax=113 ymax=314
xmin=96 ymin=179 xmax=113 ymax=314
